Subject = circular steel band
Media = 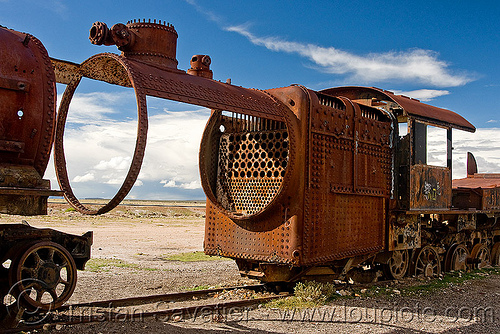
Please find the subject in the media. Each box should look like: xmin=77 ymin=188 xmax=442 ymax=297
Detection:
xmin=54 ymin=53 xmax=148 ymax=215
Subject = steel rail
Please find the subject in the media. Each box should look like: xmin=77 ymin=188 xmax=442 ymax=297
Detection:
xmin=6 ymin=289 xmax=288 ymax=333
xmin=57 ymin=283 xmax=267 ymax=310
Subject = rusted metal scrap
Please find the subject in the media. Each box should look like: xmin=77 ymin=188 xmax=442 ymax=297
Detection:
xmin=0 ymin=27 xmax=93 ymax=327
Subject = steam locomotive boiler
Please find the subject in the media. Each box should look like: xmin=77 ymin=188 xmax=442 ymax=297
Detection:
xmin=200 ymin=86 xmax=500 ymax=282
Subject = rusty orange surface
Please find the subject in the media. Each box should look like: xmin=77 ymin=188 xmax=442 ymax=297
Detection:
xmin=453 ymin=175 xmax=500 ymax=189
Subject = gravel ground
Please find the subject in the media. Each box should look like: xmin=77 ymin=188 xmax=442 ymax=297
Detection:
xmin=50 ymin=275 xmax=499 ymax=334
xmin=4 ymin=202 xmax=500 ymax=333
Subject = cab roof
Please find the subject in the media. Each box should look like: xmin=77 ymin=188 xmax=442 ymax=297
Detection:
xmin=320 ymin=86 xmax=475 ymax=133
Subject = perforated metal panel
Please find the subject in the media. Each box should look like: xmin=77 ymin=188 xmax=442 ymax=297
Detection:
xmin=215 ymin=114 xmax=289 ymax=216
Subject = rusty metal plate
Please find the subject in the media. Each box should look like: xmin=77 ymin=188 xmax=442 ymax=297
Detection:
xmin=73 ymin=53 xmax=289 ymax=121
xmin=131 ymin=63 xmax=287 ymax=121
xmin=50 ymin=58 xmax=81 ymax=85
xmin=482 ymin=188 xmax=500 ymax=210
xmin=302 ymin=92 xmax=393 ymax=265
xmin=388 ymin=215 xmax=421 ymax=251
xmin=410 ymin=165 xmax=452 ymax=210
xmin=204 ymin=200 xmax=301 ymax=265
xmin=303 ymin=192 xmax=386 ymax=264
xmin=452 ymin=188 xmax=482 ymax=210
xmin=452 ymin=173 xmax=500 ymax=210
xmin=453 ymin=174 xmax=500 ymax=189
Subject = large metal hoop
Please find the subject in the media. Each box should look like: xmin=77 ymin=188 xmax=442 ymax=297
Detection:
xmin=54 ymin=54 xmax=148 ymax=215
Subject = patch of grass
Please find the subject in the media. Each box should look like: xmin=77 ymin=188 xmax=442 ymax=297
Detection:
xmin=85 ymin=258 xmax=138 ymax=272
xmin=125 ymin=207 xmax=204 ymax=219
xmin=142 ymin=267 xmax=160 ymax=271
xmin=266 ymin=281 xmax=339 ymax=309
xmin=403 ymin=267 xmax=500 ymax=296
xmin=64 ymin=207 xmax=76 ymax=212
xmin=163 ymin=251 xmax=227 ymax=262
xmin=85 ymin=258 xmax=158 ymax=272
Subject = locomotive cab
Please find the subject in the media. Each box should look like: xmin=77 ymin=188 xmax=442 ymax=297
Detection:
xmin=320 ymin=87 xmax=475 ymax=212
xmin=396 ymin=117 xmax=454 ymax=211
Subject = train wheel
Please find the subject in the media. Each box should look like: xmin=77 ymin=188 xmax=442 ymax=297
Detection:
xmin=383 ymin=250 xmax=409 ymax=279
xmin=470 ymin=244 xmax=491 ymax=269
xmin=9 ymin=241 xmax=77 ymax=311
xmin=444 ymin=244 xmax=470 ymax=271
xmin=490 ymin=242 xmax=500 ymax=266
xmin=412 ymin=246 xmax=441 ymax=277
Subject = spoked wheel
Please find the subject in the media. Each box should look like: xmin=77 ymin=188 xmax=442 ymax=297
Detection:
xmin=9 ymin=241 xmax=77 ymax=311
xmin=470 ymin=244 xmax=491 ymax=269
xmin=444 ymin=244 xmax=470 ymax=271
xmin=490 ymin=242 xmax=500 ymax=266
xmin=411 ymin=245 xmax=441 ymax=277
xmin=383 ymin=250 xmax=409 ymax=279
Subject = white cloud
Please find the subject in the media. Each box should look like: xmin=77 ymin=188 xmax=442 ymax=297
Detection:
xmin=226 ymin=25 xmax=473 ymax=87
xmin=392 ymin=89 xmax=450 ymax=102
xmin=72 ymin=173 xmax=95 ymax=183
xmin=160 ymin=178 xmax=202 ymax=190
xmin=94 ymin=157 xmax=131 ymax=171
xmin=487 ymin=120 xmax=498 ymax=123
xmin=452 ymin=128 xmax=500 ymax=179
xmin=57 ymin=91 xmax=133 ymax=125
xmin=183 ymin=0 xmax=223 ymax=24
xmin=137 ymin=108 xmax=209 ymax=185
xmin=161 ymin=180 xmax=177 ymax=188
xmin=103 ymin=179 xmax=124 ymax=185
xmin=179 ymin=180 xmax=202 ymax=190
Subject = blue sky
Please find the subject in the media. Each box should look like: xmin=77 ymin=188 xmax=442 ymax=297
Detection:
xmin=2 ymin=0 xmax=499 ymax=200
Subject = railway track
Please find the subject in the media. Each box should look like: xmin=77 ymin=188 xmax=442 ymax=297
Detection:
xmin=4 ymin=284 xmax=289 ymax=332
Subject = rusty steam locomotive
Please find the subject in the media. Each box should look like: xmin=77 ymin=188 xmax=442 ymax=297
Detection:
xmin=0 ymin=18 xmax=499 ymax=319
xmin=201 ymin=85 xmax=500 ymax=282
